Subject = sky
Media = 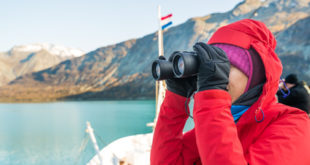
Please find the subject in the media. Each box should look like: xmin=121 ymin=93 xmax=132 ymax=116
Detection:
xmin=0 ymin=0 xmax=242 ymax=52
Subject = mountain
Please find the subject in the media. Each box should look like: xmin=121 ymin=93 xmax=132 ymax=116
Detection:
xmin=0 ymin=43 xmax=85 ymax=86
xmin=2 ymin=0 xmax=310 ymax=102
xmin=11 ymin=43 xmax=85 ymax=58
xmin=276 ymin=16 xmax=310 ymax=81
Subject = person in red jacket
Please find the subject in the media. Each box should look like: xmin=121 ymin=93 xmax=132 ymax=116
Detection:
xmin=150 ymin=19 xmax=310 ymax=165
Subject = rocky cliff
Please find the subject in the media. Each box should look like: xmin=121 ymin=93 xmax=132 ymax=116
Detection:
xmin=276 ymin=16 xmax=310 ymax=81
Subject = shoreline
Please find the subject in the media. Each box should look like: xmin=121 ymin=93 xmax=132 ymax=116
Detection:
xmin=0 ymin=97 xmax=156 ymax=103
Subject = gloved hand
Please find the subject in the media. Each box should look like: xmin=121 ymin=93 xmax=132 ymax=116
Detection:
xmin=193 ymin=42 xmax=230 ymax=91
xmin=166 ymin=51 xmax=197 ymax=98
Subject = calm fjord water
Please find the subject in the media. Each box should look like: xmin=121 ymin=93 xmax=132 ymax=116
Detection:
xmin=0 ymin=100 xmax=156 ymax=165
xmin=0 ymin=100 xmax=194 ymax=165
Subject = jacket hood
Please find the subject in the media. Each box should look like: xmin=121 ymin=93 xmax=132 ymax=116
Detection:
xmin=208 ymin=19 xmax=283 ymax=119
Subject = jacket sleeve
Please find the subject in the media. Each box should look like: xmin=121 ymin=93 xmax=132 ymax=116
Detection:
xmin=193 ymin=90 xmax=247 ymax=165
xmin=150 ymin=90 xmax=200 ymax=165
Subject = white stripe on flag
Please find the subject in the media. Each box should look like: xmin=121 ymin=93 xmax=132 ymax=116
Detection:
xmin=161 ymin=18 xmax=172 ymax=25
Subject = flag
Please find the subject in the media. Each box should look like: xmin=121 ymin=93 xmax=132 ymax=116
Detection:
xmin=161 ymin=14 xmax=172 ymax=30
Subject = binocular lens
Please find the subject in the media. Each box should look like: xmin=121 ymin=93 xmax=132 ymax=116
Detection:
xmin=177 ymin=57 xmax=184 ymax=75
xmin=173 ymin=52 xmax=198 ymax=78
xmin=155 ymin=64 xmax=161 ymax=78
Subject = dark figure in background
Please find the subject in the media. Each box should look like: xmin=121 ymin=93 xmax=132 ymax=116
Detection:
xmin=277 ymin=74 xmax=310 ymax=114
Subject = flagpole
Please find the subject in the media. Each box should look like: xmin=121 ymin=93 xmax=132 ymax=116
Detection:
xmin=154 ymin=5 xmax=165 ymax=128
xmin=158 ymin=5 xmax=164 ymax=56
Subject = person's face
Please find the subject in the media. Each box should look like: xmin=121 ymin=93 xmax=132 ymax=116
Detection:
xmin=279 ymin=82 xmax=295 ymax=91
xmin=285 ymin=82 xmax=296 ymax=89
xmin=227 ymin=66 xmax=248 ymax=103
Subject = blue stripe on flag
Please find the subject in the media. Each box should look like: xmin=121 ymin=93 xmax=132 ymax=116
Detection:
xmin=162 ymin=21 xmax=172 ymax=30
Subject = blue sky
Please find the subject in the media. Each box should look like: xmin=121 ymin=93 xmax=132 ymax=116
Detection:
xmin=0 ymin=0 xmax=242 ymax=52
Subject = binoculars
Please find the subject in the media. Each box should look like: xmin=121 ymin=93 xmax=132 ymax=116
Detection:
xmin=152 ymin=51 xmax=198 ymax=80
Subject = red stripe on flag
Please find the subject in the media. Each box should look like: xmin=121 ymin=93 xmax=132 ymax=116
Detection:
xmin=161 ymin=14 xmax=172 ymax=20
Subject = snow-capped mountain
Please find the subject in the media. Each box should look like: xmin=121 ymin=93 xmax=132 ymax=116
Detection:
xmin=0 ymin=43 xmax=86 ymax=86
xmin=11 ymin=43 xmax=85 ymax=57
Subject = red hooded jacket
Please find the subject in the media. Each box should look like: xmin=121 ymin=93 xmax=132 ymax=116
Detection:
xmin=150 ymin=19 xmax=310 ymax=165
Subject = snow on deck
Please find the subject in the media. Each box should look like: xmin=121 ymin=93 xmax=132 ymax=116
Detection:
xmin=87 ymin=133 xmax=153 ymax=165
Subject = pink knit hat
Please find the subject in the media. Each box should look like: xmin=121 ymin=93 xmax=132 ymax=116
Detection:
xmin=213 ymin=43 xmax=253 ymax=92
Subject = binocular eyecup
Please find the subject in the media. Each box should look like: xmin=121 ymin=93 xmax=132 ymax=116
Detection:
xmin=151 ymin=51 xmax=198 ymax=80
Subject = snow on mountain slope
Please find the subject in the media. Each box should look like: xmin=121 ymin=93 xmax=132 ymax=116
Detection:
xmin=11 ymin=43 xmax=85 ymax=57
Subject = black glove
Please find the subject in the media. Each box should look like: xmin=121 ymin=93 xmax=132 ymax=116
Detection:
xmin=193 ymin=42 xmax=230 ymax=91
xmin=166 ymin=51 xmax=197 ymax=98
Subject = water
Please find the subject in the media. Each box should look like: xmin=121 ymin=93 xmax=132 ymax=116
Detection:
xmin=0 ymin=100 xmax=194 ymax=165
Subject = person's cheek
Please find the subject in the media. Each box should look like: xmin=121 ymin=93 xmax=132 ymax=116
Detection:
xmin=227 ymin=82 xmax=236 ymax=101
